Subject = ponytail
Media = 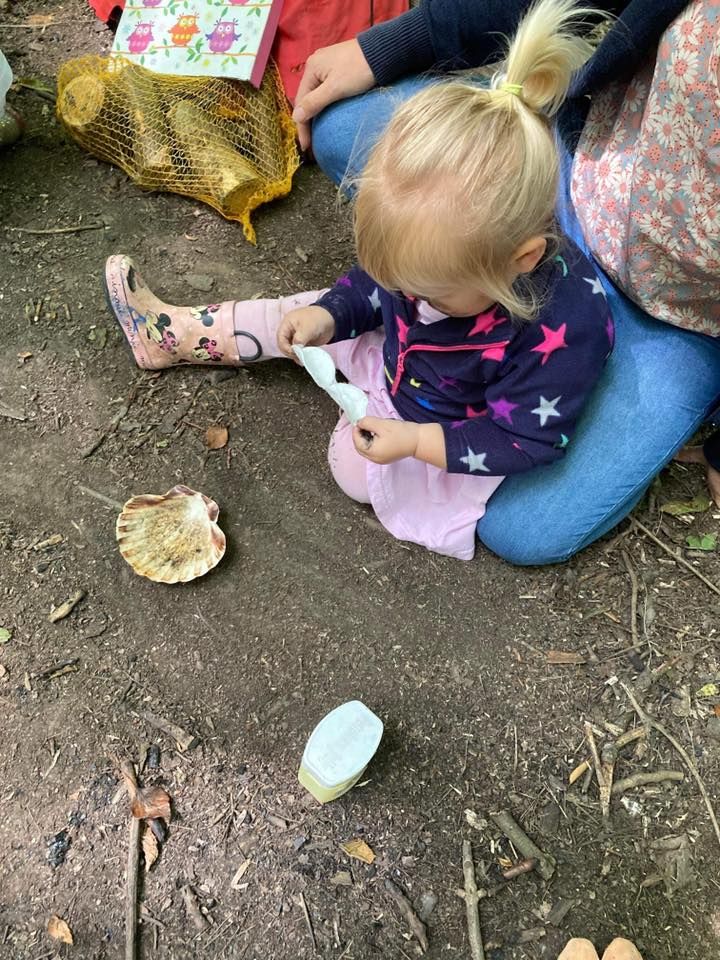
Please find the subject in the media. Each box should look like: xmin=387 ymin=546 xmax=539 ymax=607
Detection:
xmin=500 ymin=0 xmax=606 ymax=115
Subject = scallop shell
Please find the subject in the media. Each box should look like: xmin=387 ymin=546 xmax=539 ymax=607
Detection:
xmin=116 ymin=485 xmax=226 ymax=584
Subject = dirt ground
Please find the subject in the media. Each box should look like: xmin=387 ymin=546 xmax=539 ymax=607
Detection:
xmin=2 ymin=4 xmax=720 ymax=959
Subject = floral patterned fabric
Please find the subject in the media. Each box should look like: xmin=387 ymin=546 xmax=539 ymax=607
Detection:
xmin=571 ymin=0 xmax=720 ymax=337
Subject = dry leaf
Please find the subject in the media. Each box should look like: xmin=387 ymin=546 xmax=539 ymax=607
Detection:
xmin=48 ymin=915 xmax=73 ymax=944
xmin=205 ymin=424 xmax=228 ymax=450
xmin=569 ymin=759 xmax=591 ymax=785
xmin=696 ymin=683 xmax=719 ymax=698
xmin=714 ymin=704 xmax=720 ymax=718
xmin=0 ymin=664 xmax=7 ymax=680
xmin=131 ymin=785 xmax=171 ymax=821
xmin=142 ymin=825 xmax=159 ymax=872
xmin=547 ymin=650 xmax=586 ymax=665
xmin=341 ymin=838 xmax=375 ymax=864
xmin=27 ymin=13 xmax=55 ymax=25
xmin=17 ymin=351 xmax=33 ymax=363
xmin=120 ymin=761 xmax=172 ymax=822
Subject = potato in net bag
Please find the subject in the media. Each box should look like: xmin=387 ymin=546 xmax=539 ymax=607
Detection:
xmin=57 ymin=55 xmax=299 ymax=243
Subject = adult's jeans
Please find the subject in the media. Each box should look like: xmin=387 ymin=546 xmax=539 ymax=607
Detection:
xmin=311 ymin=78 xmax=720 ymax=564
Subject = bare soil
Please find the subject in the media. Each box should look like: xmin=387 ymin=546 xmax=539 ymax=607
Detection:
xmin=1 ymin=4 xmax=720 ymax=959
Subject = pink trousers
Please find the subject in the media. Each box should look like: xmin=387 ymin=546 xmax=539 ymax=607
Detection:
xmin=234 ymin=292 xmax=504 ymax=560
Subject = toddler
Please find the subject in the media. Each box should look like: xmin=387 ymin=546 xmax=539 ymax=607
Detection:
xmin=105 ymin=0 xmax=614 ymax=560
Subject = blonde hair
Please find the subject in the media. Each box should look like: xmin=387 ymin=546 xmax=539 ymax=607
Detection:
xmin=354 ymin=0 xmax=608 ymax=319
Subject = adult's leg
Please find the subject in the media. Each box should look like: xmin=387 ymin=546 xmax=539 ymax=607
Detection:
xmin=477 ymin=146 xmax=720 ymax=565
xmin=312 ymin=76 xmax=439 ymax=187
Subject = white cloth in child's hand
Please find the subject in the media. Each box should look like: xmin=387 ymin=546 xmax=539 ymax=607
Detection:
xmin=293 ymin=344 xmax=368 ymax=424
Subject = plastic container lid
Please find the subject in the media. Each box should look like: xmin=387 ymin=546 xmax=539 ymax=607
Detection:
xmin=301 ymin=701 xmax=383 ymax=789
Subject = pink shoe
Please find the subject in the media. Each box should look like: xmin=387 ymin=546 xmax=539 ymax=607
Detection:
xmin=104 ymin=255 xmax=261 ymax=371
xmin=558 ymin=939 xmax=600 ymax=960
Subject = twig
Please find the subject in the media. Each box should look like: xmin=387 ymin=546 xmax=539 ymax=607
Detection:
xmin=502 ymin=858 xmax=537 ymax=880
xmin=384 ymin=879 xmax=428 ymax=953
xmin=7 ymin=223 xmax=105 ymax=235
xmin=489 ymin=810 xmax=555 ymax=880
xmin=462 ymin=841 xmax=485 ymax=960
xmin=621 ymin=549 xmax=641 ymax=649
xmin=77 ymin=484 xmax=124 ymax=511
xmin=584 ymin=722 xmax=606 ymax=791
xmin=633 ymin=519 xmax=720 ymax=598
xmin=140 ymin=710 xmax=198 ymax=751
xmin=615 ymin=727 xmax=645 ymax=751
xmin=124 ymin=763 xmax=141 ymax=960
xmin=620 ymin=681 xmax=720 ymax=848
xmin=298 ymin=892 xmax=317 ymax=953
xmin=599 ymin=742 xmax=618 ymax=820
xmin=612 ymin=771 xmax=684 ymax=795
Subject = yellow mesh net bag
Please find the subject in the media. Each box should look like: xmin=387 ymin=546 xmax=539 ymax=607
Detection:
xmin=57 ymin=55 xmax=300 ymax=243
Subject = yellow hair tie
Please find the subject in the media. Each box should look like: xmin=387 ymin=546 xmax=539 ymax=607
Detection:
xmin=500 ymin=82 xmax=523 ymax=97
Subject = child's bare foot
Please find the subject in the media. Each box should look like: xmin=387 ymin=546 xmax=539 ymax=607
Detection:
xmin=674 ymin=445 xmax=720 ymax=507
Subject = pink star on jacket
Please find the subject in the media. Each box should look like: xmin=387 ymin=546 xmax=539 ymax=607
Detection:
xmin=469 ymin=308 xmax=506 ymax=337
xmin=439 ymin=376 xmax=459 ymax=390
xmin=488 ymin=396 xmax=519 ymax=425
xmin=466 ymin=404 xmax=487 ymax=419
xmin=395 ymin=314 xmax=410 ymax=348
xmin=531 ymin=323 xmax=568 ymax=365
xmin=481 ymin=341 xmax=509 ymax=363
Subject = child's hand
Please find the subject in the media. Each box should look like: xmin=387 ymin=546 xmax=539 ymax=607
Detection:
xmin=277 ymin=306 xmax=336 ymax=358
xmin=353 ymin=417 xmax=420 ymax=464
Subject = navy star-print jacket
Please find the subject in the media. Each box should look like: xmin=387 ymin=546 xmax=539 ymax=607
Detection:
xmin=315 ymin=237 xmax=614 ymax=476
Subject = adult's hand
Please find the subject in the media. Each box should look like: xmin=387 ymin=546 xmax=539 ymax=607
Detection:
xmin=292 ymin=39 xmax=376 ymax=152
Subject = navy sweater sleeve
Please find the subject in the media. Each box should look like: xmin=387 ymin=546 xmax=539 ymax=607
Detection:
xmin=443 ymin=280 xmax=613 ymax=476
xmin=358 ymin=0 xmax=628 ymax=87
xmin=313 ymin=268 xmax=384 ymax=342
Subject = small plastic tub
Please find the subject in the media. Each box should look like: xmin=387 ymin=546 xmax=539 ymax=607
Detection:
xmin=298 ymin=701 xmax=383 ymax=803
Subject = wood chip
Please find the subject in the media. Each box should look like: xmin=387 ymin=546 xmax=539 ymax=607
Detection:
xmin=329 ymin=871 xmax=353 ymax=887
xmin=181 ymin=884 xmax=209 ymax=932
xmin=49 ymin=589 xmax=85 ymax=622
xmin=230 ymin=860 xmax=252 ymax=889
xmin=569 ymin=760 xmax=591 ymax=785
xmin=341 ymin=838 xmax=376 ymax=864
xmin=47 ymin=915 xmax=73 ymax=944
xmin=546 ymin=650 xmax=586 ymax=665
xmin=140 ymin=710 xmax=198 ymax=751
xmin=205 ymin=424 xmax=228 ymax=449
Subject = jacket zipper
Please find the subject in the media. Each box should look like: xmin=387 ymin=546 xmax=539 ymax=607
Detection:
xmin=390 ymin=340 xmax=510 ymax=396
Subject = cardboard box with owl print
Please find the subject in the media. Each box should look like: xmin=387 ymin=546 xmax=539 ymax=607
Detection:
xmin=111 ymin=0 xmax=284 ymax=86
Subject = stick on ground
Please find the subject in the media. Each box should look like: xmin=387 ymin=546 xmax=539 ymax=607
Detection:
xmin=633 ymin=519 xmax=720 ymax=598
xmin=298 ymin=891 xmax=318 ymax=953
xmin=621 ymin=681 xmax=720 ymax=848
xmin=384 ymin=879 xmax=429 ymax=954
xmin=490 ymin=810 xmax=556 ymax=881
xmin=621 ymin=549 xmax=641 ymax=649
xmin=462 ymin=841 xmax=485 ymax=960
xmin=123 ymin=763 xmax=142 ymax=960
xmin=612 ymin=771 xmax=684 ymax=795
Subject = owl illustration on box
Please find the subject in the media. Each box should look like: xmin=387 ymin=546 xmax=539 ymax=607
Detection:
xmin=228 ymin=0 xmax=250 ymax=5
xmin=169 ymin=14 xmax=201 ymax=46
xmin=142 ymin=0 xmax=163 ymax=6
xmin=127 ymin=23 xmax=155 ymax=54
xmin=205 ymin=19 xmax=240 ymax=53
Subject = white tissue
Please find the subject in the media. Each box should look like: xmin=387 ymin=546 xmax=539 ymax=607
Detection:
xmin=293 ymin=345 xmax=368 ymax=425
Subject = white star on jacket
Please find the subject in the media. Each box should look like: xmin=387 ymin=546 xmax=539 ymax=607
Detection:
xmin=583 ymin=276 xmax=606 ymax=297
xmin=460 ymin=448 xmax=490 ymax=472
xmin=368 ymin=288 xmax=382 ymax=311
xmin=532 ymin=395 xmax=562 ymax=427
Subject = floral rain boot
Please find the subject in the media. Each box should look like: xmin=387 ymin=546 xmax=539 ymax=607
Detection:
xmin=104 ymin=254 xmax=264 ymax=371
